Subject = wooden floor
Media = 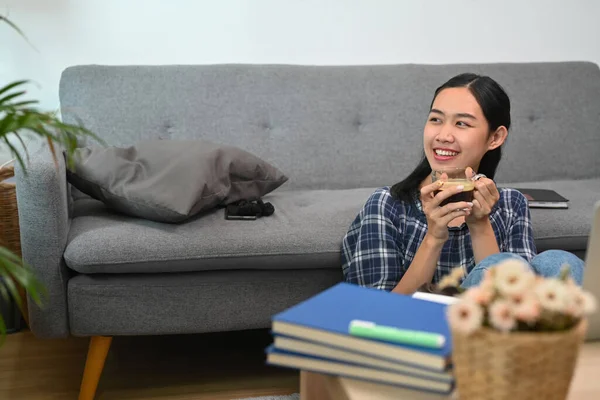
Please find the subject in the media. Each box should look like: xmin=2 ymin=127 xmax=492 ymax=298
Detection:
xmin=0 ymin=328 xmax=299 ymax=400
xmin=1 ymin=328 xmax=599 ymax=400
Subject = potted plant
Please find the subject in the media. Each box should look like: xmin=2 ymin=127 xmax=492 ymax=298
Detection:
xmin=0 ymin=15 xmax=100 ymax=342
xmin=443 ymin=260 xmax=597 ymax=400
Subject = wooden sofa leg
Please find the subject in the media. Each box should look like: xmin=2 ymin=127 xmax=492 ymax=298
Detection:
xmin=79 ymin=336 xmax=113 ymax=400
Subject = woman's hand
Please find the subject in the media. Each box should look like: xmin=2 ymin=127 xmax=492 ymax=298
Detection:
xmin=465 ymin=167 xmax=500 ymax=224
xmin=420 ymin=178 xmax=473 ymax=244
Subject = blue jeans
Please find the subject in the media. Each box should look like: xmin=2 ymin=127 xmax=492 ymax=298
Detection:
xmin=461 ymin=250 xmax=585 ymax=289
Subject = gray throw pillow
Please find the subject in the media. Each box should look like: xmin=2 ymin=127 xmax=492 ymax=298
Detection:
xmin=66 ymin=139 xmax=288 ymax=223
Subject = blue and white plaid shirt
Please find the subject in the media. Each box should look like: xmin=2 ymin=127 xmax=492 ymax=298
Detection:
xmin=341 ymin=186 xmax=537 ymax=291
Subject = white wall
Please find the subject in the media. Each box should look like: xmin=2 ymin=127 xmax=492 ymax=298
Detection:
xmin=2 ymin=0 xmax=600 ymax=162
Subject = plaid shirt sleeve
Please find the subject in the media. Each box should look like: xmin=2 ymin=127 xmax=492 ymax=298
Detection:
xmin=341 ymin=188 xmax=405 ymax=291
xmin=502 ymin=189 xmax=537 ymax=262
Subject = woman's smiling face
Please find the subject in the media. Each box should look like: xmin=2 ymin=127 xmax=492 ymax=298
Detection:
xmin=424 ymin=87 xmax=502 ymax=173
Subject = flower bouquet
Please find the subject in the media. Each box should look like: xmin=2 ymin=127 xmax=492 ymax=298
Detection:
xmin=443 ymin=260 xmax=596 ymax=400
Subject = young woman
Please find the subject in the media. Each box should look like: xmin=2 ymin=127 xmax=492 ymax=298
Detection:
xmin=341 ymin=73 xmax=584 ymax=295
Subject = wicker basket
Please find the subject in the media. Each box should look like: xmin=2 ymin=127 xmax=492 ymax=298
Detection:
xmin=451 ymin=319 xmax=587 ymax=400
xmin=0 ymin=164 xmax=21 ymax=257
xmin=0 ymin=163 xmax=30 ymax=328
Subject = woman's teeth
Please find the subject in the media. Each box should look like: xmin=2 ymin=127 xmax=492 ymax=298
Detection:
xmin=435 ymin=149 xmax=458 ymax=156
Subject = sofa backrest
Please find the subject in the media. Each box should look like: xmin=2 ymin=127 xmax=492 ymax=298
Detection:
xmin=59 ymin=62 xmax=600 ymax=190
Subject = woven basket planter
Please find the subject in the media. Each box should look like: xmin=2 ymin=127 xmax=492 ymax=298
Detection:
xmin=0 ymin=164 xmax=21 ymax=257
xmin=0 ymin=163 xmax=30 ymax=328
xmin=451 ymin=319 xmax=587 ymax=400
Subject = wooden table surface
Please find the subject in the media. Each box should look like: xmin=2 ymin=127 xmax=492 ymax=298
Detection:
xmin=301 ymin=341 xmax=600 ymax=400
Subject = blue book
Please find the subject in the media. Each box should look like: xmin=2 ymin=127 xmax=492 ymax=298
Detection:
xmin=266 ymin=345 xmax=454 ymax=396
xmin=271 ymin=334 xmax=453 ymax=382
xmin=271 ymin=282 xmax=452 ymax=371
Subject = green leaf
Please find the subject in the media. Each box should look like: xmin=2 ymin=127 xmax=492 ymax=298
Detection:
xmin=0 ymin=112 xmax=15 ymax=135
xmin=0 ymin=314 xmax=6 ymax=345
xmin=0 ymin=277 xmax=9 ymax=303
xmin=0 ymin=248 xmax=22 ymax=264
xmin=0 ymin=248 xmax=45 ymax=307
xmin=559 ymin=264 xmax=571 ymax=281
xmin=11 ymin=131 xmax=31 ymax=165
xmin=2 ymin=137 xmax=26 ymax=172
xmin=1 ymin=15 xmax=37 ymax=51
xmin=0 ymin=273 xmax=22 ymax=310
xmin=2 ymin=100 xmax=39 ymax=110
xmin=0 ymin=80 xmax=29 ymax=98
xmin=0 ymin=90 xmax=27 ymax=106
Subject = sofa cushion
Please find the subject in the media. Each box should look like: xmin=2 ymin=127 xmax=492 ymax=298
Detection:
xmin=64 ymin=187 xmax=377 ymax=274
xmin=64 ymin=179 xmax=599 ymax=274
xmin=68 ymin=268 xmax=343 ymax=335
xmin=501 ymin=178 xmax=600 ymax=252
xmin=66 ymin=139 xmax=288 ymax=223
xmin=60 ymin=63 xmax=600 ymax=190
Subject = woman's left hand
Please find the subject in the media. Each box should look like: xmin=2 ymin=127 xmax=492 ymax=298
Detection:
xmin=465 ymin=167 xmax=500 ymax=223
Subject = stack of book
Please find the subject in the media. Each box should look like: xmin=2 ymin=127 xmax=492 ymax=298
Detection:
xmin=265 ymin=282 xmax=455 ymax=398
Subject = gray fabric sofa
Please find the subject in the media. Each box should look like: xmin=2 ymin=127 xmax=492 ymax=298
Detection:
xmin=14 ymin=63 xmax=600 ymax=390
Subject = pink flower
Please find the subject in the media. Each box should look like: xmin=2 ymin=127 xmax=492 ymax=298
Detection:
xmin=463 ymin=286 xmax=494 ymax=306
xmin=512 ymin=294 xmax=541 ymax=323
xmin=488 ymin=300 xmax=516 ymax=332
xmin=479 ymin=278 xmax=496 ymax=296
xmin=483 ymin=268 xmax=495 ymax=281
xmin=479 ymin=269 xmax=496 ymax=290
xmin=493 ymin=259 xmax=535 ymax=296
xmin=447 ymin=299 xmax=483 ymax=335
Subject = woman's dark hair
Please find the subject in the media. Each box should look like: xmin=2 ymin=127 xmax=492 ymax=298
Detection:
xmin=390 ymin=73 xmax=511 ymax=203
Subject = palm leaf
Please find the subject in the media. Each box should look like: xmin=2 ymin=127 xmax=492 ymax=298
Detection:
xmin=1 ymin=15 xmax=37 ymax=51
xmin=0 ymin=248 xmax=45 ymax=307
xmin=0 ymin=274 xmax=22 ymax=311
xmin=0 ymin=80 xmax=29 ymax=98
xmin=0 ymin=90 xmax=27 ymax=106
xmin=0 ymin=315 xmax=5 ymax=346
xmin=1 ymin=15 xmax=26 ymax=37
xmin=0 ymin=279 xmax=9 ymax=303
xmin=2 ymin=136 xmax=26 ymax=172
xmin=5 ymin=100 xmax=38 ymax=109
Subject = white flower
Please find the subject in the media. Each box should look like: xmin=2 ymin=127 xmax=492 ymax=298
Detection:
xmin=566 ymin=288 xmax=597 ymax=317
xmin=581 ymin=291 xmax=598 ymax=315
xmin=493 ymin=259 xmax=535 ymax=296
xmin=511 ymin=294 xmax=541 ymax=324
xmin=535 ymin=278 xmax=569 ymax=312
xmin=489 ymin=300 xmax=517 ymax=332
xmin=447 ymin=299 xmax=483 ymax=335
xmin=438 ymin=267 xmax=465 ymax=290
xmin=563 ymin=286 xmax=584 ymax=318
xmin=438 ymin=275 xmax=458 ymax=290
xmin=450 ymin=266 xmax=466 ymax=281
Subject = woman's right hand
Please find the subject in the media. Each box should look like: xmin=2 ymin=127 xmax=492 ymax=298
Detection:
xmin=420 ymin=179 xmax=473 ymax=244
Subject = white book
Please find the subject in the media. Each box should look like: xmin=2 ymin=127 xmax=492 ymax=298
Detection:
xmin=412 ymin=292 xmax=459 ymax=305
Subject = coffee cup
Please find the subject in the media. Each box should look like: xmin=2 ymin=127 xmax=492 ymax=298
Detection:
xmin=431 ymin=167 xmax=475 ymax=206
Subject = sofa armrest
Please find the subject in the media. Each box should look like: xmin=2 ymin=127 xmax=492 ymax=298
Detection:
xmin=15 ymin=145 xmax=71 ymax=338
